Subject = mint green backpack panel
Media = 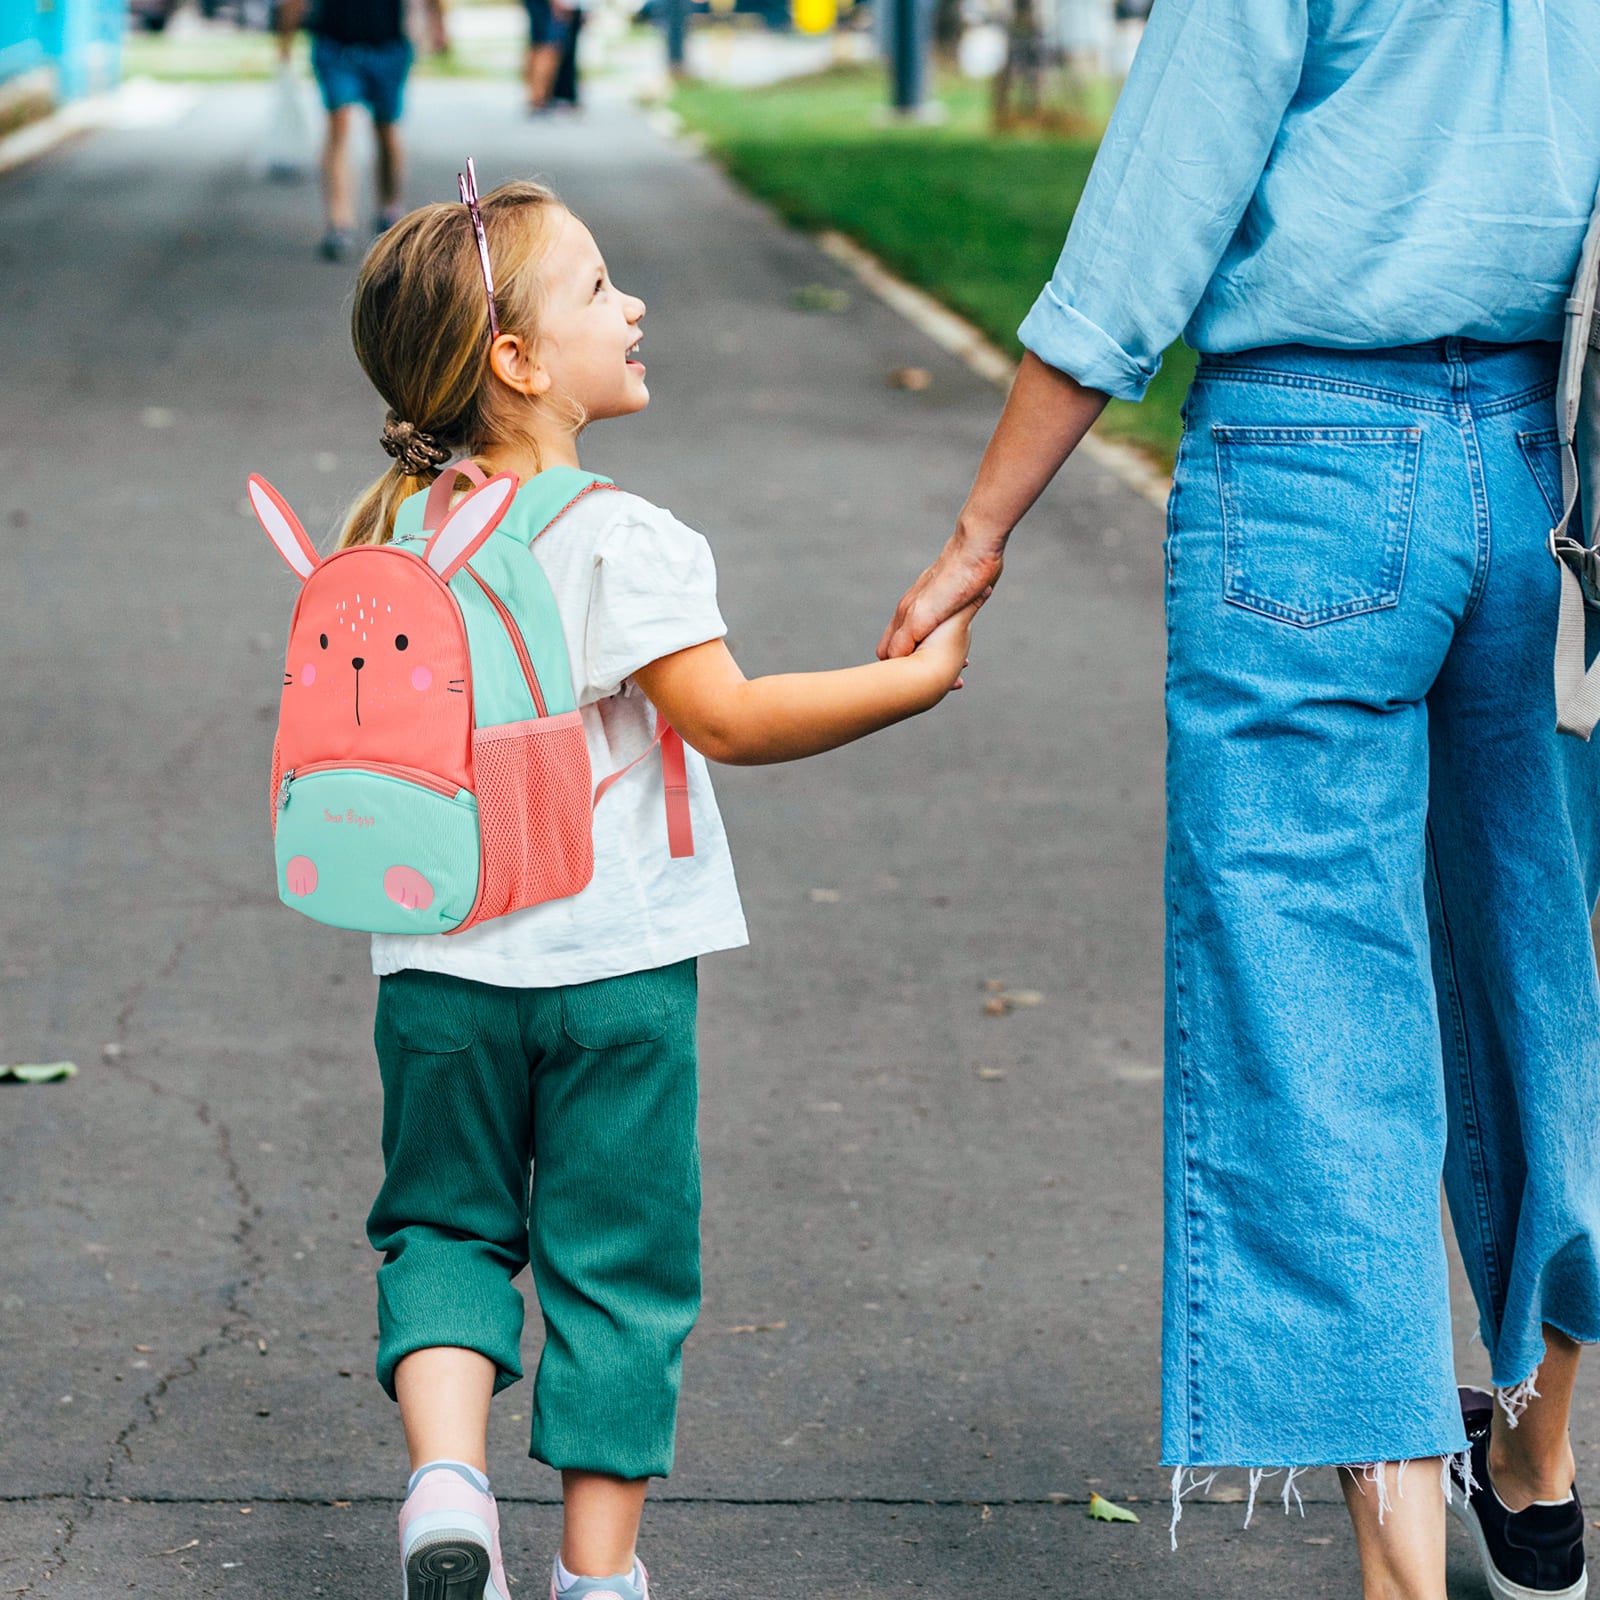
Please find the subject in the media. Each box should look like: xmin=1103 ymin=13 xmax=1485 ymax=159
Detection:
xmin=392 ymin=467 xmax=613 ymax=727
xmin=274 ymin=767 xmax=481 ymax=933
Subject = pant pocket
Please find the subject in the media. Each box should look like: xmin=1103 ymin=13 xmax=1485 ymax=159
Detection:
xmin=1215 ymin=424 xmax=1421 ymax=626
xmin=1516 ymin=426 xmax=1565 ymax=526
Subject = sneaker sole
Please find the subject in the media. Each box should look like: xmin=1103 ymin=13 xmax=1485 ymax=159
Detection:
xmin=1452 ymin=1491 xmax=1588 ymax=1600
xmin=405 ymin=1538 xmax=492 ymax=1600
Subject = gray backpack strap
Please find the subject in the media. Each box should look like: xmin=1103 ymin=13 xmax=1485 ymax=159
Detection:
xmin=1551 ymin=182 xmax=1600 ymax=738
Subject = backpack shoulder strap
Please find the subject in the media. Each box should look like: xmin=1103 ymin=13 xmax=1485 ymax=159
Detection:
xmin=399 ymin=463 xmax=619 ymax=542
xmin=507 ymin=466 xmax=619 ymax=544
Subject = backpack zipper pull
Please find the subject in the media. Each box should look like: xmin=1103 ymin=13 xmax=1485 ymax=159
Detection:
xmin=278 ymin=769 xmax=295 ymax=812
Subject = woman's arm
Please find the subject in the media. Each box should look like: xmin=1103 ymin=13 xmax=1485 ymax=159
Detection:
xmin=878 ymin=353 xmax=1107 ymax=660
xmin=883 ymin=0 xmax=1309 ymax=655
xmin=634 ymin=605 xmax=977 ymax=766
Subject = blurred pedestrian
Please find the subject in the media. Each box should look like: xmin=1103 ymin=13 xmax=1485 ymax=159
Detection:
xmin=522 ymin=0 xmax=573 ymax=114
xmin=883 ymin=5 xmax=1600 ymax=1598
xmin=277 ymin=0 xmax=448 ymax=260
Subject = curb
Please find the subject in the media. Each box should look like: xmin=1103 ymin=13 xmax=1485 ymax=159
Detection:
xmin=814 ymin=229 xmax=1172 ymax=511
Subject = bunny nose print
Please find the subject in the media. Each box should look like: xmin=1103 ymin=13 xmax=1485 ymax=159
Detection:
xmin=352 ymin=656 xmax=365 ymax=670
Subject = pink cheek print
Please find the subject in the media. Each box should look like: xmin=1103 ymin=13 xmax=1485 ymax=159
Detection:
xmin=300 ymin=662 xmax=317 ymax=686
xmin=410 ymin=665 xmax=433 ymax=692
xmin=384 ymin=864 xmax=435 ymax=912
xmin=285 ymin=856 xmax=319 ymax=897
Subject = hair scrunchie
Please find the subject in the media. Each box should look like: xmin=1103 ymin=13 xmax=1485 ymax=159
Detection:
xmin=380 ymin=414 xmax=452 ymax=475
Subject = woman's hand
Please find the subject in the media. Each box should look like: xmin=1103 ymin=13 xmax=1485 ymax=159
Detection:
xmin=878 ymin=534 xmax=1003 ymax=661
xmin=879 ymin=353 xmax=1110 ymax=661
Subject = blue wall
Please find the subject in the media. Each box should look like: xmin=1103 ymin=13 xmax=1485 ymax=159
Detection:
xmin=1 ymin=0 xmax=123 ymax=103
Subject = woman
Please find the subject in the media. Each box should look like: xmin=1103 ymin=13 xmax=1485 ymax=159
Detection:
xmin=882 ymin=6 xmax=1600 ymax=1596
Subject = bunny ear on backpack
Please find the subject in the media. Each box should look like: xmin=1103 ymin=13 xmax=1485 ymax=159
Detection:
xmin=248 ymin=475 xmax=321 ymax=582
xmin=423 ymin=472 xmax=520 ymax=582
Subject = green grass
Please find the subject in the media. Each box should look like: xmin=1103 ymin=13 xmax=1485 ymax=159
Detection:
xmin=672 ymin=64 xmax=1190 ymax=467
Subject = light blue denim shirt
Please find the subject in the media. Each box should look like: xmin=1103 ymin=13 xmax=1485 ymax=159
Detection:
xmin=1019 ymin=0 xmax=1600 ymax=401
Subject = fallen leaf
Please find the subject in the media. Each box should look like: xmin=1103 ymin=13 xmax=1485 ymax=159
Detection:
xmin=158 ymin=1540 xmax=200 ymax=1556
xmin=724 ymin=1321 xmax=787 ymax=1335
xmin=0 ymin=1061 xmax=77 ymax=1083
xmin=887 ymin=366 xmax=932 ymax=391
xmin=790 ymin=285 xmax=850 ymax=313
xmin=1087 ymin=1492 xmax=1140 ymax=1524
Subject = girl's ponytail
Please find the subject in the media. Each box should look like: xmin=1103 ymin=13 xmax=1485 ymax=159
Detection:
xmin=336 ymin=179 xmax=566 ymax=552
xmin=340 ymin=415 xmax=453 ymax=549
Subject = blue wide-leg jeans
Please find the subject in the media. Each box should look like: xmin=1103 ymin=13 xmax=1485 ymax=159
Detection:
xmin=1163 ymin=339 xmax=1600 ymax=1469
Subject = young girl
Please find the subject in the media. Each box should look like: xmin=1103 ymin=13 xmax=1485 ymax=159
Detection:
xmin=336 ymin=170 xmax=976 ymax=1600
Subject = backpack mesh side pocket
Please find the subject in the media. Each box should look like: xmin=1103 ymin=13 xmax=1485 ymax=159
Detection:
xmin=456 ymin=711 xmax=595 ymax=930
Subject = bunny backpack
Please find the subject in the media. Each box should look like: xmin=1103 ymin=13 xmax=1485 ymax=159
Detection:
xmin=250 ymin=461 xmax=693 ymax=935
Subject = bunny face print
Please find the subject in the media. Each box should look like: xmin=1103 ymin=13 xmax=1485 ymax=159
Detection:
xmin=250 ymin=473 xmax=518 ymax=789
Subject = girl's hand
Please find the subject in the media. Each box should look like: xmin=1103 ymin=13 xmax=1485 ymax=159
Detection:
xmin=910 ymin=595 xmax=984 ymax=701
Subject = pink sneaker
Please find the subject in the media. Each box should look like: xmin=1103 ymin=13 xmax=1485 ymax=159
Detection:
xmin=398 ymin=1465 xmax=511 ymax=1600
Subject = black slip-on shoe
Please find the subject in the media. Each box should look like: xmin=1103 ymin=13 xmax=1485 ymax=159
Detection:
xmin=1452 ymin=1386 xmax=1588 ymax=1600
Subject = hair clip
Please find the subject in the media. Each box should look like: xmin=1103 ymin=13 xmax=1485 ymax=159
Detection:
xmin=458 ymin=157 xmax=499 ymax=340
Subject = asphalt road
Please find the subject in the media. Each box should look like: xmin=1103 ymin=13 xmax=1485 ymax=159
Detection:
xmin=0 ymin=73 xmax=1561 ymax=1599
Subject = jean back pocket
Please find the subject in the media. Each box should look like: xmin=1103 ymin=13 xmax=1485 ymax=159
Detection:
xmin=1215 ymin=425 xmax=1421 ymax=627
xmin=1516 ymin=427 xmax=1565 ymax=527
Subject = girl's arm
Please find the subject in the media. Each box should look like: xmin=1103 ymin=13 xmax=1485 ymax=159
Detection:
xmin=633 ymin=605 xmax=977 ymax=767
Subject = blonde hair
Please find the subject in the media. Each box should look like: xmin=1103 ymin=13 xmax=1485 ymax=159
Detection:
xmin=339 ymin=179 xmax=571 ymax=549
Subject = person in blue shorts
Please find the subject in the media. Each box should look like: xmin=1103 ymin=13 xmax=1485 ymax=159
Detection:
xmin=278 ymin=0 xmax=447 ymax=260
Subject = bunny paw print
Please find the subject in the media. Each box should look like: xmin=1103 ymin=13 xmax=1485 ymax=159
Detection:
xmin=285 ymin=856 xmax=319 ymax=897
xmin=383 ymin=865 xmax=436 ymax=912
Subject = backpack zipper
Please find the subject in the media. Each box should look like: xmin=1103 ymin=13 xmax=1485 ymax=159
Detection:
xmin=465 ymin=569 xmax=548 ymax=718
xmin=276 ymin=760 xmax=467 ymax=812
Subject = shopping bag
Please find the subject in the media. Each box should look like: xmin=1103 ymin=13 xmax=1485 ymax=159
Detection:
xmin=263 ymin=59 xmax=313 ymax=181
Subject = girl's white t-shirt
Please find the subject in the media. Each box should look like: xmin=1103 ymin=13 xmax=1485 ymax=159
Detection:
xmin=370 ymin=488 xmax=749 ymax=989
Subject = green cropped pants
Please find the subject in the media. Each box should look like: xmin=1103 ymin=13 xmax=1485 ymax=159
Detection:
xmin=366 ymin=959 xmax=700 ymax=1480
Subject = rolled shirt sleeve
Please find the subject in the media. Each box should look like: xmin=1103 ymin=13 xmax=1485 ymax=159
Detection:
xmin=1019 ymin=0 xmax=1309 ymax=400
